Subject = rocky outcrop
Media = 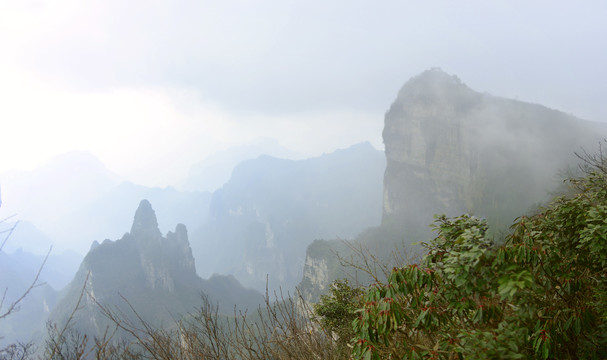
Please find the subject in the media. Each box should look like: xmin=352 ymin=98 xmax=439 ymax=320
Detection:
xmin=382 ymin=68 xmax=607 ymax=235
xmin=130 ymin=199 xmax=163 ymax=240
xmin=49 ymin=200 xmax=263 ymax=337
xmin=302 ymin=256 xmax=328 ymax=291
xmin=192 ymin=142 xmax=386 ymax=294
xmin=383 ymin=70 xmax=479 ymax=228
xmin=299 ymin=68 xmax=607 ymax=300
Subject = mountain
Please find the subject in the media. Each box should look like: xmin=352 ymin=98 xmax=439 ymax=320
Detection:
xmin=381 ymin=68 xmax=607 ymax=235
xmin=191 ymin=142 xmax=385 ymax=293
xmin=59 ymin=182 xmax=212 ymax=253
xmin=0 ymin=249 xmax=58 ymax=346
xmin=181 ymin=138 xmax=302 ymax=192
xmin=299 ymin=68 xmax=607 ymax=300
xmin=0 ymin=220 xmax=54 ymax=255
xmin=0 ymin=152 xmax=211 ymax=254
xmin=0 ymin=151 xmax=119 ymax=239
xmin=49 ymin=200 xmax=263 ymax=338
xmin=3 ymin=248 xmax=81 ymax=291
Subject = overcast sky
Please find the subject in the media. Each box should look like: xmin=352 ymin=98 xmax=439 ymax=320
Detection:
xmin=1 ymin=0 xmax=606 ymax=187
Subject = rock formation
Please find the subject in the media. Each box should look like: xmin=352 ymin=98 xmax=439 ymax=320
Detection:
xmin=192 ymin=142 xmax=385 ymax=294
xmin=382 ymin=68 xmax=606 ymax=235
xmin=49 ymin=200 xmax=263 ymax=338
xmin=299 ymin=68 xmax=607 ymax=300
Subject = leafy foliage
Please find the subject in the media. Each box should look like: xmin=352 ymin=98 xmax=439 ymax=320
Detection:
xmin=352 ymin=165 xmax=607 ymax=359
xmin=313 ymin=279 xmax=364 ymax=353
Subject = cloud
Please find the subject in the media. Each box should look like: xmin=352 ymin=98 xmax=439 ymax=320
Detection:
xmin=3 ymin=0 xmax=604 ymax=119
xmin=0 ymin=60 xmax=381 ymax=186
xmin=1 ymin=0 xmax=607 ymax=187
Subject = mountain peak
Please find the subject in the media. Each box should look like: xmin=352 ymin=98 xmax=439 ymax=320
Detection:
xmin=396 ymin=68 xmax=474 ymax=102
xmin=130 ymin=199 xmax=161 ymax=238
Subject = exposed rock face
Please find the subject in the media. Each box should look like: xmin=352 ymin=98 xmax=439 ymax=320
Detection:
xmin=382 ymin=68 xmax=607 ymax=235
xmin=130 ymin=199 xmax=162 ymax=239
xmin=302 ymin=255 xmax=329 ymax=294
xmin=299 ymin=69 xmax=607 ymax=300
xmin=383 ymin=70 xmax=479 ymax=227
xmin=49 ymin=200 xmax=263 ymax=337
xmin=193 ymin=142 xmax=385 ymax=294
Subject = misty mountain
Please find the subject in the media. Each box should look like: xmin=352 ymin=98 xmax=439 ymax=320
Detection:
xmin=0 ymin=220 xmax=54 ymax=255
xmin=0 ymin=151 xmax=119 ymax=243
xmin=0 ymin=151 xmax=119 ymax=253
xmin=4 ymin=248 xmax=81 ymax=291
xmin=191 ymin=142 xmax=386 ymax=293
xmin=300 ymin=68 xmax=607 ymax=299
xmin=0 ymin=250 xmax=58 ymax=346
xmin=1 ymin=220 xmax=81 ymax=290
xmin=181 ymin=138 xmax=302 ymax=192
xmin=49 ymin=200 xmax=263 ymax=338
xmin=381 ymin=68 xmax=607 ymax=235
xmin=0 ymin=152 xmax=211 ymax=254
xmin=61 ymin=182 xmax=212 ymax=252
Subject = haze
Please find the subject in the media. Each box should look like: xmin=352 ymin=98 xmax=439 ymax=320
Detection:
xmin=0 ymin=0 xmax=605 ymax=186
xmin=3 ymin=1 xmax=607 ymax=350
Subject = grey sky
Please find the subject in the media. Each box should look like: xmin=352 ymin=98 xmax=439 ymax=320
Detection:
xmin=1 ymin=0 xmax=606 ymax=185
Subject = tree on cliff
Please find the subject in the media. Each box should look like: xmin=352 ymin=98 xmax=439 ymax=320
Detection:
xmin=351 ymin=149 xmax=607 ymax=359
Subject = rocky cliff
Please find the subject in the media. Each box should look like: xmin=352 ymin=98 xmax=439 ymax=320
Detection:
xmin=192 ymin=142 xmax=385 ymax=294
xmin=382 ymin=68 xmax=606 ymax=235
xmin=300 ymin=68 xmax=607 ymax=300
xmin=49 ymin=200 xmax=263 ymax=337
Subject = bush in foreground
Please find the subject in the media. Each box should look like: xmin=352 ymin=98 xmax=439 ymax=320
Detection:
xmin=352 ymin=160 xmax=607 ymax=359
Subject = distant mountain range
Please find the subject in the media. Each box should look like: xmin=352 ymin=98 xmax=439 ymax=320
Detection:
xmin=0 ymin=152 xmax=211 ymax=255
xmin=4 ymin=68 xmax=607 ymax=346
xmin=181 ymin=138 xmax=302 ymax=192
xmin=0 ymin=139 xmax=386 ymax=343
xmin=191 ymin=142 xmax=386 ymax=293
xmin=0 ymin=249 xmax=58 ymax=346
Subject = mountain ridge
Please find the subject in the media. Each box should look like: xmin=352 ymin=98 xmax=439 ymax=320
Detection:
xmin=49 ymin=200 xmax=264 ymax=338
xmin=192 ymin=142 xmax=386 ymax=293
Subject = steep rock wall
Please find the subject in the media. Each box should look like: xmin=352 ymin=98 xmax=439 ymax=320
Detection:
xmin=300 ymin=68 xmax=607 ymax=300
xmin=382 ymin=68 xmax=607 ymax=236
xmin=49 ymin=200 xmax=263 ymax=337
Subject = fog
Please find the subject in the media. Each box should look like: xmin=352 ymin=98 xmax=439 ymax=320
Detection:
xmin=1 ymin=1 xmax=606 ymax=186
xmin=2 ymin=1 xmax=607 ymax=348
xmin=0 ymin=0 xmax=605 ymax=276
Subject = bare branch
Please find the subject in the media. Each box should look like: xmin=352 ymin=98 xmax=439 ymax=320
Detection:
xmin=0 ymin=245 xmax=51 ymax=321
xmin=0 ymin=219 xmax=18 ymax=252
xmin=337 ymin=239 xmax=421 ymax=287
xmin=575 ymin=139 xmax=607 ymax=176
xmin=46 ymin=271 xmax=91 ymax=359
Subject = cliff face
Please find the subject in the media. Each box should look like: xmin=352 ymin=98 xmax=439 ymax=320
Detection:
xmin=192 ymin=142 xmax=386 ymax=294
xmin=50 ymin=200 xmax=263 ymax=337
xmin=383 ymin=70 xmax=480 ymax=228
xmin=129 ymin=201 xmax=196 ymax=291
xmin=299 ymin=69 xmax=607 ymax=300
xmin=382 ymin=68 xmax=607 ymax=235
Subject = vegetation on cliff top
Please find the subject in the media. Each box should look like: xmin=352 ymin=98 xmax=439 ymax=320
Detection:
xmin=351 ymin=150 xmax=607 ymax=359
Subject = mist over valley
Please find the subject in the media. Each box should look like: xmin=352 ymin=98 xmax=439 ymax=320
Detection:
xmin=1 ymin=1 xmax=607 ymax=357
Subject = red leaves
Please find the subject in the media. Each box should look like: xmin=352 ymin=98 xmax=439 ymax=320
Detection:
xmin=539 ymin=329 xmax=548 ymax=341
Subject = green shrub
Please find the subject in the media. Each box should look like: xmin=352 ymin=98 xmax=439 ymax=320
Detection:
xmin=352 ymin=166 xmax=607 ymax=359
